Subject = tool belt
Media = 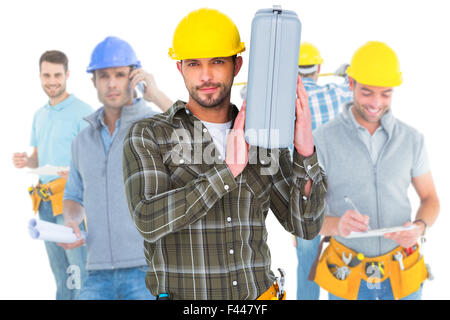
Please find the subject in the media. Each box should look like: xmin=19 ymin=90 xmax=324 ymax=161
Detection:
xmin=257 ymin=282 xmax=286 ymax=300
xmin=28 ymin=178 xmax=66 ymax=216
xmin=308 ymin=237 xmax=428 ymax=300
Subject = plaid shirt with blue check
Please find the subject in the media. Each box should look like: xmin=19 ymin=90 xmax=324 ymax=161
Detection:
xmin=303 ymin=77 xmax=353 ymax=130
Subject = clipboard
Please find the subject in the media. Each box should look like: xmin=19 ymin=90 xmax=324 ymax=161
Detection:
xmin=27 ymin=165 xmax=70 ymax=176
xmin=345 ymin=225 xmax=418 ymax=239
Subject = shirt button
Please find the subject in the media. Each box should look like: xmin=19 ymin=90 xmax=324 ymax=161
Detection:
xmin=232 ymin=281 xmax=238 ymax=286
xmin=224 ymin=184 xmax=229 ymax=191
xmin=203 ymin=128 xmax=208 ymax=133
xmin=179 ymin=159 xmax=184 ymax=164
xmin=302 ymin=196 xmax=308 ymax=201
xmin=218 ymin=155 xmax=222 ymax=160
xmin=229 ymin=249 xmax=234 ymax=255
xmin=307 ymin=165 xmax=312 ymax=171
xmin=227 ymin=217 xmax=232 ymax=223
xmin=261 ymin=160 xmax=265 ymax=165
xmin=185 ymin=110 xmax=190 ymax=114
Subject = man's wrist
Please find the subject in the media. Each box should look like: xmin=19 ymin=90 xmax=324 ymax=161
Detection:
xmin=295 ymin=145 xmax=314 ymax=157
xmin=414 ymin=219 xmax=428 ymax=236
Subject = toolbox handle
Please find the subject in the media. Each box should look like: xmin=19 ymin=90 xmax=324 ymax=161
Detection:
xmin=273 ymin=5 xmax=282 ymax=13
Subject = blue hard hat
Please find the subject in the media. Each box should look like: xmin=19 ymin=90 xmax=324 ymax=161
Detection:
xmin=87 ymin=36 xmax=141 ymax=73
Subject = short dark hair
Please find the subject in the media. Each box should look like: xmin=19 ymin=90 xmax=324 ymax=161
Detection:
xmin=39 ymin=50 xmax=69 ymax=72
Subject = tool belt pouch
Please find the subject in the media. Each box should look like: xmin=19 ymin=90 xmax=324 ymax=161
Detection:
xmin=48 ymin=190 xmax=64 ymax=216
xmin=314 ymin=243 xmax=362 ymax=300
xmin=48 ymin=178 xmax=66 ymax=216
xmin=389 ymin=248 xmax=428 ymax=300
xmin=29 ymin=188 xmax=42 ymax=214
xmin=257 ymin=283 xmax=286 ymax=300
xmin=29 ymin=178 xmax=66 ymax=216
xmin=312 ymin=238 xmax=428 ymax=300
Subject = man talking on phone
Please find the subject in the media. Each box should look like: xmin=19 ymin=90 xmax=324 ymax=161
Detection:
xmin=58 ymin=36 xmax=173 ymax=300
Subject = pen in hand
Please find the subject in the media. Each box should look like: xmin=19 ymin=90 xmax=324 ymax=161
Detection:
xmin=344 ymin=196 xmax=371 ymax=231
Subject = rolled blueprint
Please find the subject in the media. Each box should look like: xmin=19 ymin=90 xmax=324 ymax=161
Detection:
xmin=28 ymin=218 xmax=86 ymax=244
xmin=29 ymin=218 xmax=74 ymax=233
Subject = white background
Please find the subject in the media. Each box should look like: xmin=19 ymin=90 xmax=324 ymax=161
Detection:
xmin=0 ymin=0 xmax=449 ymax=299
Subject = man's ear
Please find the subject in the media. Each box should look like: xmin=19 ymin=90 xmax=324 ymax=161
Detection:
xmin=176 ymin=61 xmax=183 ymax=75
xmin=234 ymin=56 xmax=243 ymax=77
xmin=348 ymin=77 xmax=355 ymax=90
xmin=65 ymin=70 xmax=70 ymax=80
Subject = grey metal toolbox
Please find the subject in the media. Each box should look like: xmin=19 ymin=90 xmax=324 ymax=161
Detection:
xmin=245 ymin=6 xmax=301 ymax=149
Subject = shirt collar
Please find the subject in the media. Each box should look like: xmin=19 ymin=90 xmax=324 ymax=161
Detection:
xmin=167 ymin=100 xmax=240 ymax=127
xmin=45 ymin=94 xmax=74 ymax=111
xmin=97 ymin=109 xmax=121 ymax=129
xmin=343 ymin=102 xmax=395 ymax=137
xmin=301 ymin=77 xmax=316 ymax=85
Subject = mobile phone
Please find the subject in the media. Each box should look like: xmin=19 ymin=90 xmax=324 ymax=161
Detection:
xmin=129 ymin=66 xmax=147 ymax=96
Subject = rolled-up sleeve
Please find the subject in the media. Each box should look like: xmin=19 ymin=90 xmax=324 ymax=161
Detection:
xmin=63 ymin=156 xmax=84 ymax=205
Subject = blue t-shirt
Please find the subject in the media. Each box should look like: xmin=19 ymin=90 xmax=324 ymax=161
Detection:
xmin=30 ymin=94 xmax=94 ymax=184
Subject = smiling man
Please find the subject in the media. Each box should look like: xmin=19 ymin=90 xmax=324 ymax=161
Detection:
xmin=122 ymin=8 xmax=326 ymax=300
xmin=12 ymin=50 xmax=93 ymax=300
xmin=312 ymin=41 xmax=440 ymax=300
xmin=59 ymin=36 xmax=172 ymax=300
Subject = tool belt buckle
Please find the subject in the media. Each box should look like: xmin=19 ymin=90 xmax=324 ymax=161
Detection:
xmin=37 ymin=186 xmax=52 ymax=201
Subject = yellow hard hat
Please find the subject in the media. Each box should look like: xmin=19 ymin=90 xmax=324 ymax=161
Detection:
xmin=347 ymin=41 xmax=403 ymax=87
xmin=299 ymin=42 xmax=324 ymax=66
xmin=169 ymin=8 xmax=245 ymax=60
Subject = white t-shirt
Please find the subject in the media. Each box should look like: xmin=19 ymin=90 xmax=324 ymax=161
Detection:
xmin=201 ymin=120 xmax=232 ymax=159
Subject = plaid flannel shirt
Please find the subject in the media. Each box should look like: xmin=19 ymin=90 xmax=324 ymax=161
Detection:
xmin=122 ymin=100 xmax=326 ymax=300
xmin=303 ymin=77 xmax=353 ymax=130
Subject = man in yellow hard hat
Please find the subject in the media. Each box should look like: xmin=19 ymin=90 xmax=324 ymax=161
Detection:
xmin=295 ymin=42 xmax=353 ymax=300
xmin=311 ymin=41 xmax=439 ymax=300
xmin=298 ymin=42 xmax=352 ymax=130
xmin=122 ymin=8 xmax=327 ymax=300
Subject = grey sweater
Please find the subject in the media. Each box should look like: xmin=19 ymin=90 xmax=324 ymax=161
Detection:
xmin=314 ymin=103 xmax=429 ymax=257
xmin=71 ymin=99 xmax=157 ymax=270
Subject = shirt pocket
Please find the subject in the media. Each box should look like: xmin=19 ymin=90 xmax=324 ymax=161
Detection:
xmin=243 ymin=164 xmax=272 ymax=200
xmin=163 ymin=149 xmax=209 ymax=188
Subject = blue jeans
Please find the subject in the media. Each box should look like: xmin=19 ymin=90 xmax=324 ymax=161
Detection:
xmin=296 ymin=236 xmax=321 ymax=300
xmin=78 ymin=266 xmax=156 ymax=300
xmin=38 ymin=200 xmax=87 ymax=300
xmin=329 ymin=279 xmax=423 ymax=300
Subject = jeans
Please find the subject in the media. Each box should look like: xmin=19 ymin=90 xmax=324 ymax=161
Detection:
xmin=38 ymin=200 xmax=87 ymax=300
xmin=328 ymin=279 xmax=423 ymax=300
xmin=78 ymin=266 xmax=156 ymax=300
xmin=296 ymin=236 xmax=321 ymax=300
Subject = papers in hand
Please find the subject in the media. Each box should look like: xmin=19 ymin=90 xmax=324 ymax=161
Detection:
xmin=27 ymin=165 xmax=69 ymax=176
xmin=345 ymin=225 xmax=418 ymax=239
xmin=28 ymin=218 xmax=86 ymax=244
